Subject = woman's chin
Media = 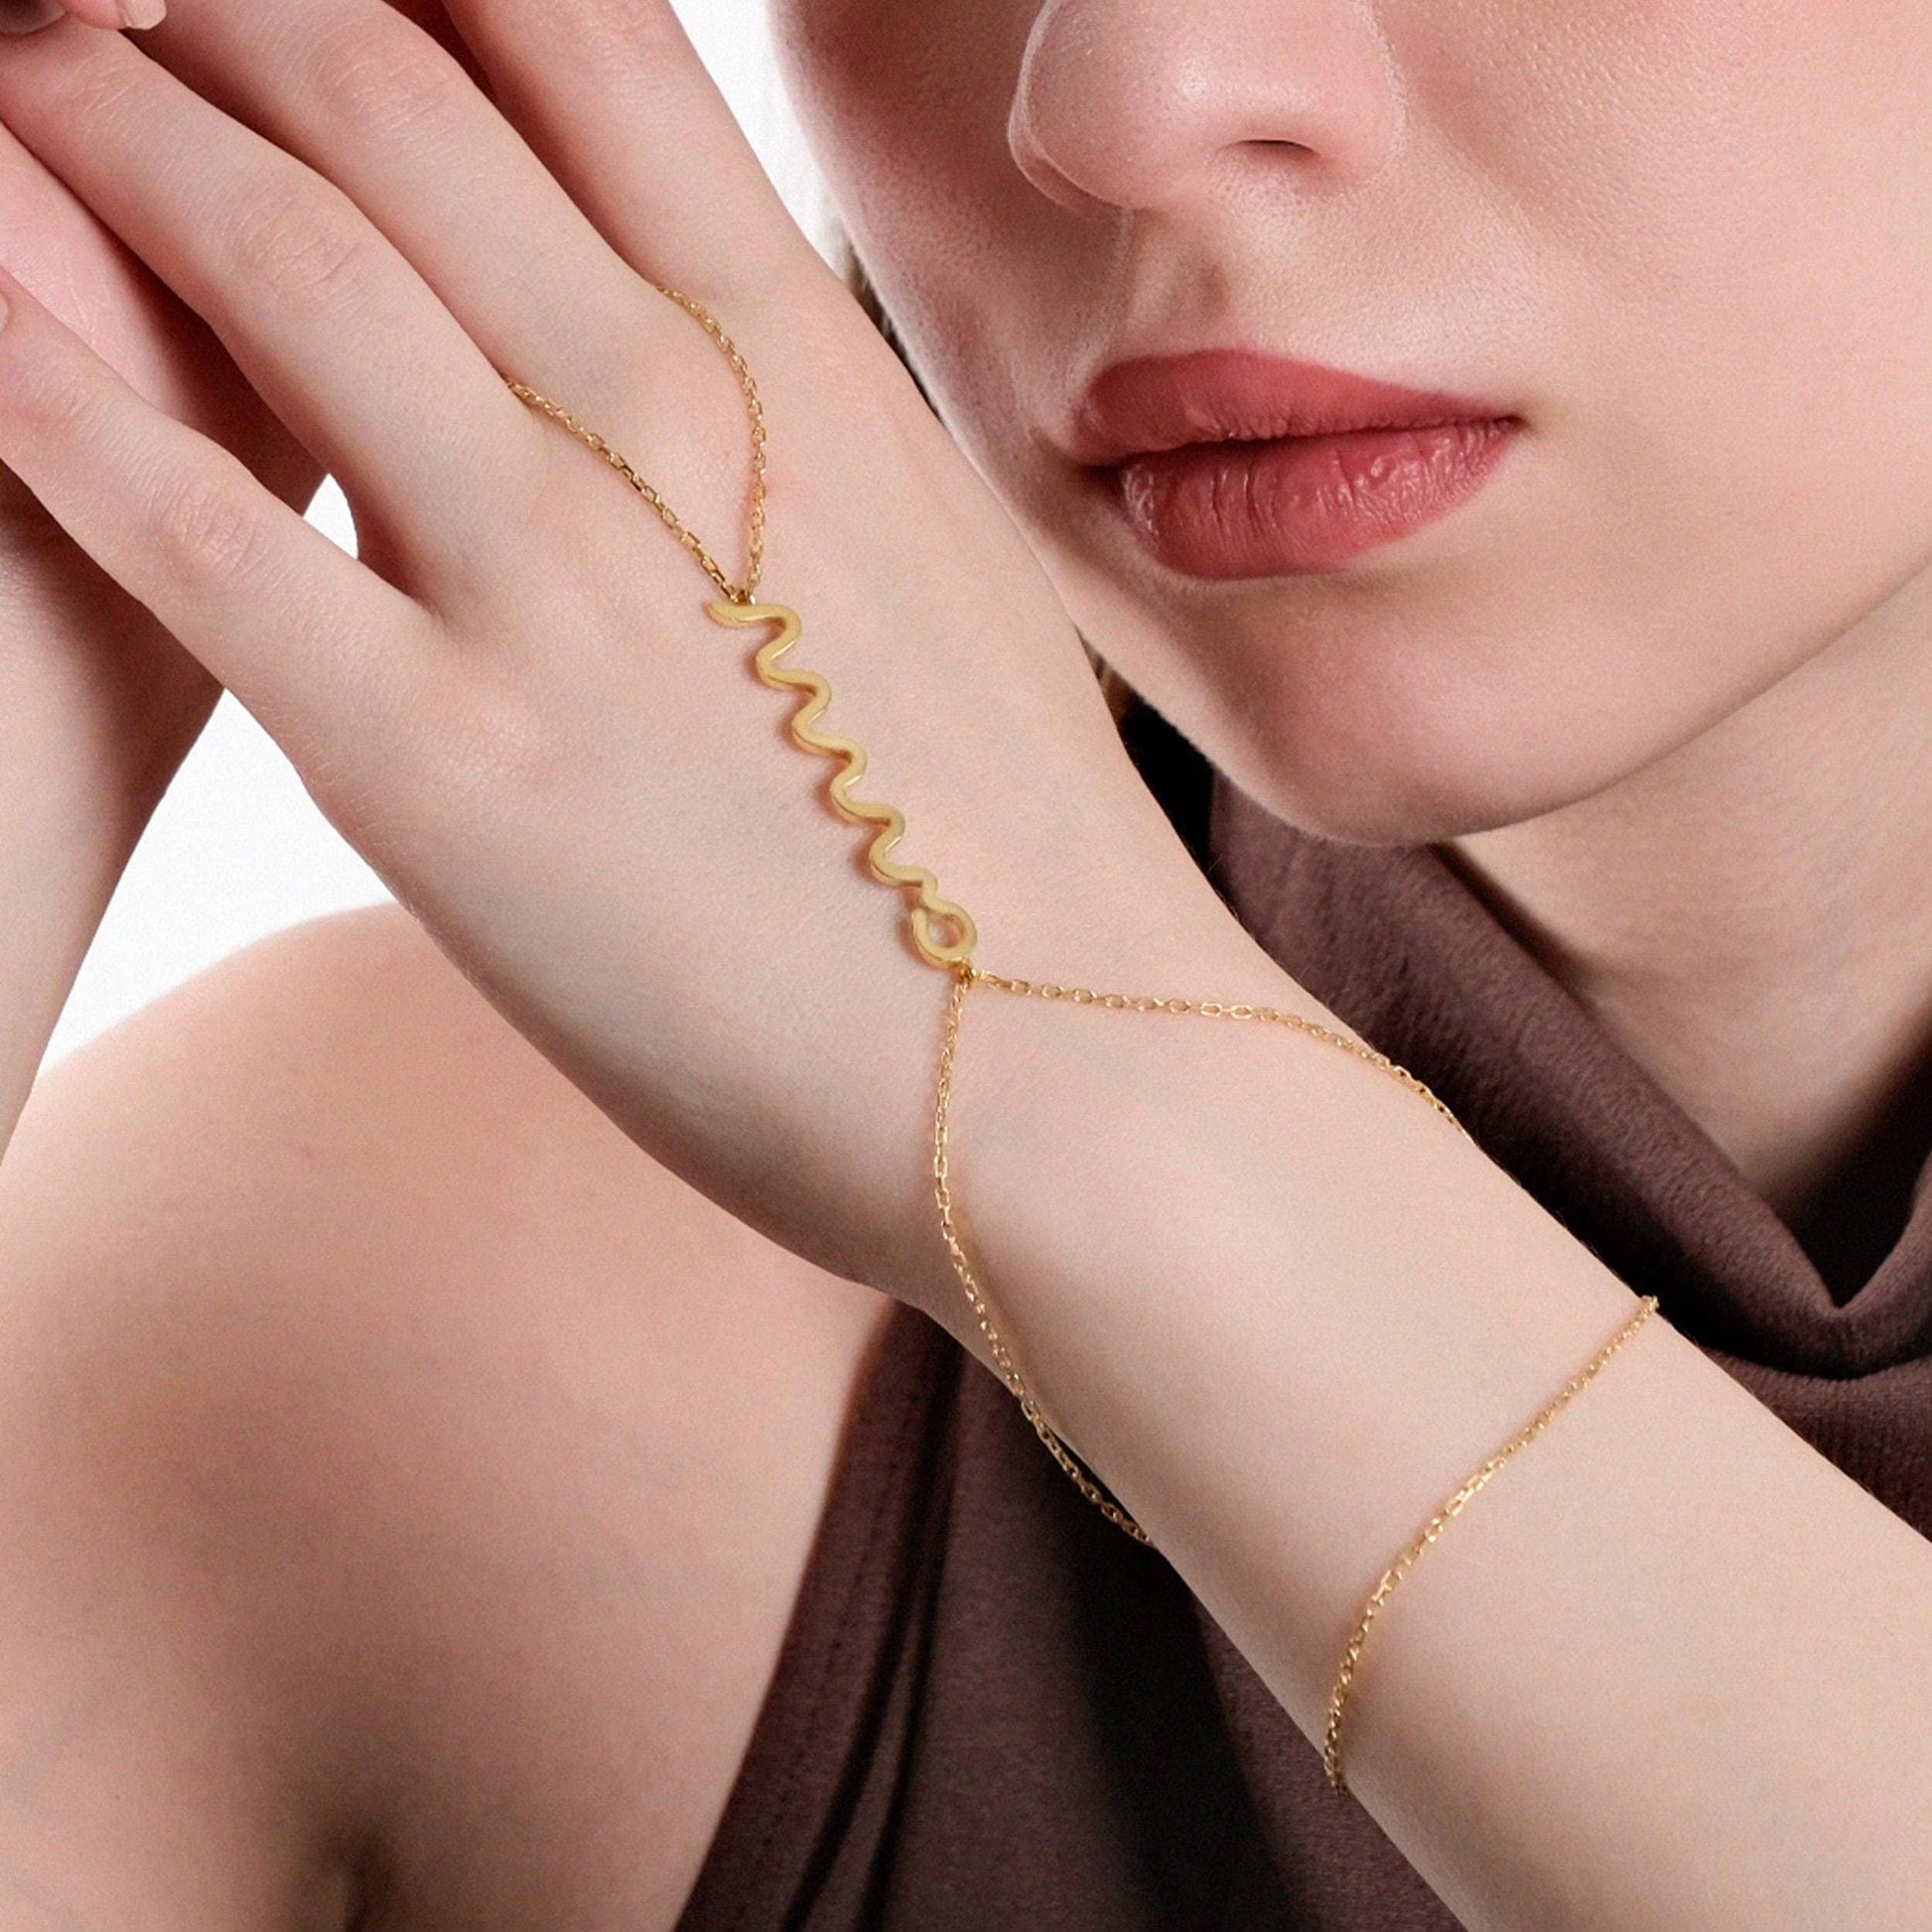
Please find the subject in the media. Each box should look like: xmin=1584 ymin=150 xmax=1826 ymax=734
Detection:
xmin=1166 ymin=652 xmax=1682 ymax=849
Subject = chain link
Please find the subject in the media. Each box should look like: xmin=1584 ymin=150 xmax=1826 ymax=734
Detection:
xmin=503 ymin=283 xmax=767 ymax=606
xmin=932 ymin=963 xmax=1152 ymax=1537
xmin=1319 ymin=1293 xmax=1659 ymax=1795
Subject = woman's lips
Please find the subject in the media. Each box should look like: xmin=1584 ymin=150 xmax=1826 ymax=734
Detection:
xmin=1070 ymin=347 xmax=1521 ymax=579
xmin=1117 ymin=418 xmax=1517 ymax=577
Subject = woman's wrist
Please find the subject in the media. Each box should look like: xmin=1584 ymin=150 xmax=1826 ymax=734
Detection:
xmin=0 ymin=638 xmax=207 ymax=1156
xmin=928 ymin=946 xmax=1645 ymax=1725
xmin=947 ymin=979 xmax=1932 ymax=1928
xmin=0 ymin=797 xmax=119 ymax=1153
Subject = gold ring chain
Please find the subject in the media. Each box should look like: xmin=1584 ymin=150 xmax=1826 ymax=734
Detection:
xmin=505 ymin=283 xmax=767 ymax=606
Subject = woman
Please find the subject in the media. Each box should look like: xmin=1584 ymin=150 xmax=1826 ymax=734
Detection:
xmin=0 ymin=0 xmax=1927 ymax=1924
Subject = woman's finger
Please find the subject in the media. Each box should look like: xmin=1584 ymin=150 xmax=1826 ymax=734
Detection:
xmin=0 ymin=17 xmax=535 ymax=602
xmin=439 ymin=0 xmax=828 ymax=302
xmin=0 ymin=0 xmax=158 ymax=36
xmin=0 ymin=114 xmax=293 ymax=478
xmin=137 ymin=0 xmax=693 ymax=459
xmin=0 ymin=257 xmax=434 ymax=753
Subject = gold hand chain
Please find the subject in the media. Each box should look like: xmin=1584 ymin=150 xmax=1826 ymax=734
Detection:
xmin=502 ymin=284 xmax=1468 ymax=1541
xmin=501 ymin=289 xmax=1645 ymax=1805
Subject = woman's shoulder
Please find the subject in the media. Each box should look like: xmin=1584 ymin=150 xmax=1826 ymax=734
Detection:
xmin=0 ymin=902 xmax=897 ymax=1928
xmin=7 ymin=900 xmax=892 ymax=1361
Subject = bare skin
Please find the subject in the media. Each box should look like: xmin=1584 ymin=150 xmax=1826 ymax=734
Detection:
xmin=0 ymin=16 xmax=879 ymax=1922
xmin=1450 ymin=571 xmax=1932 ymax=1243
xmin=2 ymin=0 xmax=1932 ymax=1925
xmin=0 ymin=902 xmax=887 ymax=1927
xmin=773 ymin=0 xmax=1932 ymax=1245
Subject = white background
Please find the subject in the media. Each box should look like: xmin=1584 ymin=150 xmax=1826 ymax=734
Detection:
xmin=46 ymin=0 xmax=829 ymax=1064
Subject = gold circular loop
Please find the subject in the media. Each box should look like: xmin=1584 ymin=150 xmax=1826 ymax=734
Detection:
xmin=912 ymin=901 xmax=977 ymax=967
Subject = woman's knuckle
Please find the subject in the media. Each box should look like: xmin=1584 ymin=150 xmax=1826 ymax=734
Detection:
xmin=554 ymin=0 xmax=683 ymax=66
xmin=224 ymin=181 xmax=377 ymax=310
xmin=8 ymin=355 xmax=109 ymax=447
xmin=410 ymin=668 xmax=556 ymax=821
xmin=304 ymin=20 xmax=467 ymax=144
xmin=150 ymin=466 xmax=270 ymax=583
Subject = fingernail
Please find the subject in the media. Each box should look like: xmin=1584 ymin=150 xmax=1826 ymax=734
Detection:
xmin=0 ymin=0 xmax=66 ymax=37
xmin=118 ymin=0 xmax=165 ymax=26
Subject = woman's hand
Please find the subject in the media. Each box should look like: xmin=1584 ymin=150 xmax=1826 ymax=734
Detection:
xmin=0 ymin=0 xmax=1265 ymax=1319
xmin=0 ymin=70 xmax=319 ymax=1150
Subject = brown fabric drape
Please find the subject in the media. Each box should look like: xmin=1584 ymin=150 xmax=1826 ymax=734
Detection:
xmin=678 ymin=697 xmax=1932 ymax=1930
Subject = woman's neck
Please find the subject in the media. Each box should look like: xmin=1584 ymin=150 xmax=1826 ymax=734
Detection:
xmin=1448 ymin=569 xmax=1932 ymax=1287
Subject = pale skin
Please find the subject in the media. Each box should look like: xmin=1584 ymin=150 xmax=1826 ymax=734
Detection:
xmin=0 ymin=4 xmax=1928 ymax=1931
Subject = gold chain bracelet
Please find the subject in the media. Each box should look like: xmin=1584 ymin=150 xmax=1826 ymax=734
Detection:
xmin=1320 ymin=1293 xmax=1659 ymax=1794
xmin=503 ymin=289 xmax=1654 ymax=1802
xmin=933 ymin=962 xmax=1468 ymax=1539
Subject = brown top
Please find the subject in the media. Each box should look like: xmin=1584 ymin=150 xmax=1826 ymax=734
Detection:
xmin=676 ymin=698 xmax=1932 ymax=1930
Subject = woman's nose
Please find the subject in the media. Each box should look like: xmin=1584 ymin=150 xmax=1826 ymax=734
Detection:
xmin=1009 ymin=0 xmax=1400 ymax=213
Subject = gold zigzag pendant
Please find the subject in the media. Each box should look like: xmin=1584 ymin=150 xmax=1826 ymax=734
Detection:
xmin=708 ymin=600 xmax=978 ymax=971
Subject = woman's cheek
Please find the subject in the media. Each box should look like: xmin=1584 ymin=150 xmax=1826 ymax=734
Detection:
xmin=776 ymin=0 xmax=1932 ymax=839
